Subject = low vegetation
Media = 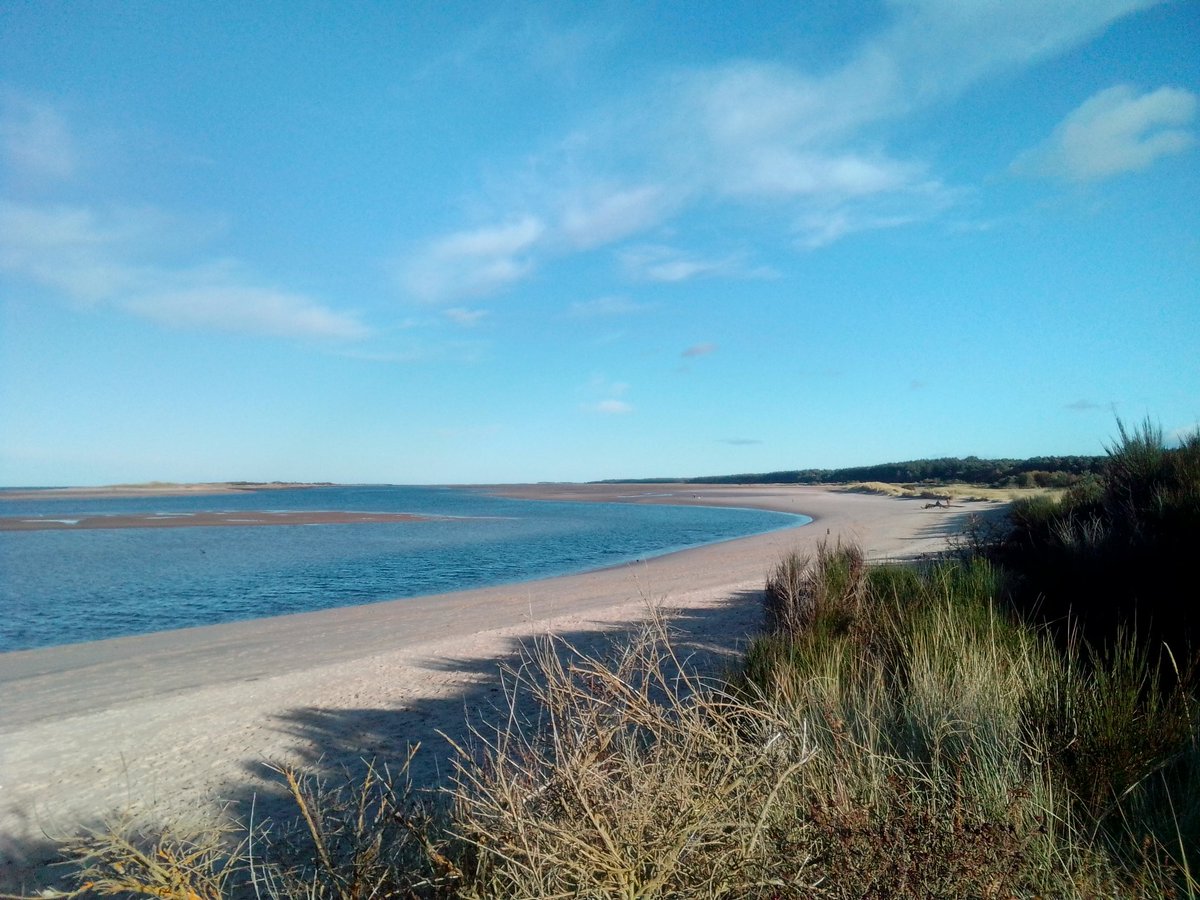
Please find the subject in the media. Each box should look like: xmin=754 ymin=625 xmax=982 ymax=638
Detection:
xmin=15 ymin=420 xmax=1198 ymax=898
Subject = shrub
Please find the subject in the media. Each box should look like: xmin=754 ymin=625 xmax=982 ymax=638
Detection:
xmin=989 ymin=419 xmax=1200 ymax=653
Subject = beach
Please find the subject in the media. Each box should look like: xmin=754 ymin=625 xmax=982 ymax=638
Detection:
xmin=0 ymin=484 xmax=986 ymax=891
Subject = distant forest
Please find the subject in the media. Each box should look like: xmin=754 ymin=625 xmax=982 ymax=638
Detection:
xmin=598 ymin=455 xmax=1108 ymax=488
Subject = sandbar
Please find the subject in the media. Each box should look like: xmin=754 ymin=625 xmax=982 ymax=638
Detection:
xmin=0 ymin=484 xmax=987 ymax=892
xmin=0 ymin=510 xmax=432 ymax=531
xmin=0 ymin=482 xmax=331 ymax=502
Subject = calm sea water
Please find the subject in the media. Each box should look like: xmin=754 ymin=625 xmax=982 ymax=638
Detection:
xmin=0 ymin=485 xmax=808 ymax=653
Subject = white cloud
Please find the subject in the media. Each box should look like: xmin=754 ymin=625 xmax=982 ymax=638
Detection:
xmin=437 ymin=216 xmax=543 ymax=258
xmin=559 ymin=184 xmax=671 ymax=249
xmin=1013 ymin=84 xmax=1197 ymax=180
xmin=0 ymin=203 xmax=143 ymax=301
xmin=682 ymin=343 xmax=717 ymax=358
xmin=0 ymin=201 xmax=369 ymax=340
xmin=873 ymin=0 xmax=1163 ymax=103
xmin=794 ymin=204 xmax=939 ymax=249
xmin=0 ymin=90 xmax=77 ymax=182
xmin=124 ymin=284 xmax=370 ymax=340
xmin=399 ymin=185 xmax=672 ymax=303
xmin=621 ymin=244 xmax=774 ymax=283
xmin=402 ymin=216 xmax=544 ymax=302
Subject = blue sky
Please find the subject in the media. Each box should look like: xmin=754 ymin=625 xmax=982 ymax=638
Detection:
xmin=1 ymin=1 xmax=1197 ymax=485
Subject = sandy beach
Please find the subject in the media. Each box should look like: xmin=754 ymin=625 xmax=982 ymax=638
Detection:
xmin=0 ymin=485 xmax=988 ymax=891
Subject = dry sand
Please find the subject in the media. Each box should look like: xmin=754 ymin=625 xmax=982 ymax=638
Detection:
xmin=0 ymin=484 xmax=987 ymax=891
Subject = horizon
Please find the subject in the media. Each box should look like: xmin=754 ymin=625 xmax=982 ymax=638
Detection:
xmin=2 ymin=2 xmax=1197 ymax=485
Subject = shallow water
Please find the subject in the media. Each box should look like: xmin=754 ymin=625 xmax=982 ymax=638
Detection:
xmin=0 ymin=485 xmax=807 ymax=652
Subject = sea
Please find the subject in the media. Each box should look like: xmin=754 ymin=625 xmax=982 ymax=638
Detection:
xmin=0 ymin=485 xmax=808 ymax=653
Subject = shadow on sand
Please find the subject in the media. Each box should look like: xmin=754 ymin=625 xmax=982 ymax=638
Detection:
xmin=1 ymin=589 xmax=767 ymax=895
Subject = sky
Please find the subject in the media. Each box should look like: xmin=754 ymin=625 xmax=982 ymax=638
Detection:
xmin=1 ymin=1 xmax=1197 ymax=486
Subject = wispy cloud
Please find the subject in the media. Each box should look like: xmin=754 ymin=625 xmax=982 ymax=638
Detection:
xmin=0 ymin=201 xmax=369 ymax=340
xmin=125 ymin=283 xmax=370 ymax=340
xmin=621 ymin=244 xmax=774 ymax=283
xmin=399 ymin=2 xmax=1154 ymax=297
xmin=867 ymin=0 xmax=1162 ymax=103
xmin=682 ymin=342 xmax=717 ymax=358
xmin=559 ymin=184 xmax=672 ymax=249
xmin=401 ymin=216 xmax=545 ymax=303
xmin=0 ymin=89 xmax=77 ymax=183
xmin=412 ymin=8 xmax=623 ymax=90
xmin=566 ymin=295 xmax=652 ymax=318
xmin=0 ymin=96 xmax=371 ymax=342
xmin=1013 ymin=84 xmax=1197 ymax=180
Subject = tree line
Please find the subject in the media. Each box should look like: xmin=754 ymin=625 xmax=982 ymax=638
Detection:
xmin=599 ymin=454 xmax=1107 ymax=487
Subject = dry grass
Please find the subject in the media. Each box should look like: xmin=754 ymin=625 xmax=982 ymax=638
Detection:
xmin=447 ymin=607 xmax=821 ymax=897
xmin=0 ymin=817 xmax=241 ymax=900
xmin=838 ymin=481 xmax=1062 ymax=503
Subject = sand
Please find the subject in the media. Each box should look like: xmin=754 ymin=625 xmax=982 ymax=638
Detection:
xmin=0 ymin=510 xmax=433 ymax=531
xmin=0 ymin=484 xmax=986 ymax=891
xmin=0 ymin=483 xmax=332 ymax=501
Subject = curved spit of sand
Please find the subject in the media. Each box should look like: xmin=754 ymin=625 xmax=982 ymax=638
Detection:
xmin=0 ymin=484 xmax=992 ymax=891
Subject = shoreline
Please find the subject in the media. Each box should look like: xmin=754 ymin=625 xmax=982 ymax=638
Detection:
xmin=0 ymin=484 xmax=987 ymax=892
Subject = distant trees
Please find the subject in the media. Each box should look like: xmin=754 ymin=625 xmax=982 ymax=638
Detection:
xmin=598 ymin=454 xmax=1107 ymax=488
